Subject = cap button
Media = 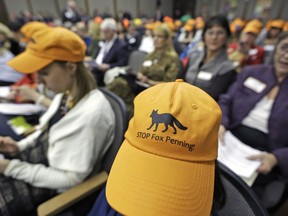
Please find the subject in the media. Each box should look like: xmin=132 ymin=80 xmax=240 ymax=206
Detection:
xmin=175 ymin=79 xmax=184 ymax=82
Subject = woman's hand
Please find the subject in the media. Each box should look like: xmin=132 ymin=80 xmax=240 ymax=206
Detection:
xmin=218 ymin=125 xmax=226 ymax=144
xmin=0 ymin=159 xmax=10 ymax=174
xmin=11 ymin=85 xmax=39 ymax=102
xmin=0 ymin=137 xmax=19 ymax=155
xmin=137 ymin=73 xmax=149 ymax=83
xmin=248 ymin=153 xmax=278 ymax=174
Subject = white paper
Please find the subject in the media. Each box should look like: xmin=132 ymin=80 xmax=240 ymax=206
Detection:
xmin=218 ymin=131 xmax=262 ymax=181
xmin=0 ymin=86 xmax=11 ymax=98
xmin=0 ymin=154 xmax=4 ymax=160
xmin=0 ymin=103 xmax=44 ymax=115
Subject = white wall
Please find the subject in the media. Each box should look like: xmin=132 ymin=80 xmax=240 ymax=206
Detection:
xmin=160 ymin=0 xmax=173 ymax=17
xmin=117 ymin=0 xmax=137 ymax=18
xmin=4 ymin=0 xmax=173 ymax=19
xmin=31 ymin=0 xmax=57 ymax=17
xmin=139 ymin=0 xmax=156 ymax=18
xmin=5 ymin=0 xmax=28 ymax=15
xmin=89 ymin=0 xmax=114 ymax=16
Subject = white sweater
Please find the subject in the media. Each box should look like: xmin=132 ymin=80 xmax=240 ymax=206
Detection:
xmin=4 ymin=89 xmax=115 ymax=192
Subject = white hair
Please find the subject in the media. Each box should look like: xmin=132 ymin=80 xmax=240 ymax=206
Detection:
xmin=101 ymin=18 xmax=117 ymax=31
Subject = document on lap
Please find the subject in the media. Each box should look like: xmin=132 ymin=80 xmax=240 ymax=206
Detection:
xmin=0 ymin=86 xmax=11 ymax=99
xmin=0 ymin=103 xmax=44 ymax=115
xmin=218 ymin=131 xmax=262 ymax=186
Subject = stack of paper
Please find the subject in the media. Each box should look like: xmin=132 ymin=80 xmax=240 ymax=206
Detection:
xmin=0 ymin=86 xmax=11 ymax=98
xmin=0 ymin=103 xmax=44 ymax=115
xmin=218 ymin=131 xmax=262 ymax=186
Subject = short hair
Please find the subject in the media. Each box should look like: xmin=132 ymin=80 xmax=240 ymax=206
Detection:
xmin=202 ymin=15 xmax=231 ymax=39
xmin=101 ymin=18 xmax=117 ymax=31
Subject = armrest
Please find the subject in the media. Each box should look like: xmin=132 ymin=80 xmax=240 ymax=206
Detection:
xmin=37 ymin=171 xmax=108 ymax=216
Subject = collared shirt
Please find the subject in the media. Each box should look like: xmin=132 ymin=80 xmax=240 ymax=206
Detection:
xmin=185 ymin=47 xmax=236 ymax=100
xmin=95 ymin=35 xmax=117 ymax=65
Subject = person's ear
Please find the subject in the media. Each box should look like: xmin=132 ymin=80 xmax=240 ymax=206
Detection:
xmin=66 ymin=62 xmax=77 ymax=76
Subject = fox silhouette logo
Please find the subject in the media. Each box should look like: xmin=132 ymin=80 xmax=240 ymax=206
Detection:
xmin=147 ymin=110 xmax=188 ymax=134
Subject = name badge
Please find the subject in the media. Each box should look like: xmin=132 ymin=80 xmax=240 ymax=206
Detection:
xmin=233 ymin=61 xmax=240 ymax=67
xmin=264 ymin=45 xmax=275 ymax=52
xmin=143 ymin=60 xmax=153 ymax=67
xmin=243 ymin=77 xmax=266 ymax=93
xmin=129 ymin=37 xmax=136 ymax=44
xmin=249 ymin=49 xmax=258 ymax=56
xmin=197 ymin=71 xmax=213 ymax=81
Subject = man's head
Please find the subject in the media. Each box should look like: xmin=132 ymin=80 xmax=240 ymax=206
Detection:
xmin=67 ymin=0 xmax=77 ymax=10
xmin=100 ymin=18 xmax=117 ymax=41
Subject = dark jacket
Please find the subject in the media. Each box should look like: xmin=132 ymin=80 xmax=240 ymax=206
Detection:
xmin=184 ymin=47 xmax=236 ymax=101
xmin=219 ymin=64 xmax=288 ymax=177
xmin=96 ymin=37 xmax=129 ymax=68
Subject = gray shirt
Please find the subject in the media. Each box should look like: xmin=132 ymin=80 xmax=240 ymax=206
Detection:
xmin=185 ymin=47 xmax=236 ymax=101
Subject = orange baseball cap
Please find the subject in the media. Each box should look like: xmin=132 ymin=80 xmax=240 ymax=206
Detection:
xmin=243 ymin=24 xmax=261 ymax=35
xmin=106 ymin=79 xmax=222 ymax=216
xmin=283 ymin=21 xmax=288 ymax=32
xmin=270 ymin=19 xmax=285 ymax=29
xmin=19 ymin=21 xmax=49 ymax=43
xmin=8 ymin=27 xmax=86 ymax=74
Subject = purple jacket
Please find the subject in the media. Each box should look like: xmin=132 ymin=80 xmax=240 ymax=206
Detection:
xmin=219 ymin=65 xmax=288 ymax=177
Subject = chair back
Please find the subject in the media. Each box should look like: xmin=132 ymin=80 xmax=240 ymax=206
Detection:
xmin=218 ymin=162 xmax=269 ymax=216
xmin=99 ymin=88 xmax=129 ymax=173
xmin=128 ymin=50 xmax=147 ymax=74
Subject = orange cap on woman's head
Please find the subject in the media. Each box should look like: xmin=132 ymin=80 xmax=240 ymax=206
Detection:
xmin=19 ymin=21 xmax=49 ymax=43
xmin=8 ymin=27 xmax=86 ymax=74
xmin=106 ymin=79 xmax=221 ymax=216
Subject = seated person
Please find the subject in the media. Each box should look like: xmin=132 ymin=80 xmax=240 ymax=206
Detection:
xmin=218 ymin=32 xmax=288 ymax=209
xmin=261 ymin=20 xmax=285 ymax=64
xmin=0 ymin=23 xmax=24 ymax=86
xmin=138 ymin=24 xmax=154 ymax=53
xmin=183 ymin=15 xmax=236 ymax=101
xmin=0 ymin=27 xmax=115 ymax=215
xmin=124 ymin=23 xmax=141 ymax=51
xmin=88 ymin=79 xmax=226 ymax=216
xmin=9 ymin=21 xmax=52 ymax=107
xmin=228 ymin=23 xmax=265 ymax=72
xmin=107 ymin=24 xmax=181 ymax=117
xmin=0 ymin=22 xmax=52 ymax=141
xmin=91 ymin=18 xmax=129 ymax=86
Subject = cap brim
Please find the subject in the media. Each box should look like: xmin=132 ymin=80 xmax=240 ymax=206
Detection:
xmin=106 ymin=140 xmax=215 ymax=216
xmin=7 ymin=51 xmax=53 ymax=74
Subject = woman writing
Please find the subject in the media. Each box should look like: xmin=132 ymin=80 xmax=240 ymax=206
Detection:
xmin=0 ymin=27 xmax=115 ymax=215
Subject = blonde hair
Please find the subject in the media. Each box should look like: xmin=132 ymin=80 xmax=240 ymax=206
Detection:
xmin=88 ymin=20 xmax=101 ymax=40
xmin=153 ymin=24 xmax=177 ymax=57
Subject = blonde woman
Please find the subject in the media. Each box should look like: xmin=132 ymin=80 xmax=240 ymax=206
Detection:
xmin=108 ymin=24 xmax=181 ymax=117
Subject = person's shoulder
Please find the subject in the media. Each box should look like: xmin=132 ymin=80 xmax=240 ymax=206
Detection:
xmin=80 ymin=89 xmax=114 ymax=120
xmin=241 ymin=64 xmax=272 ymax=77
xmin=218 ymin=59 xmax=236 ymax=75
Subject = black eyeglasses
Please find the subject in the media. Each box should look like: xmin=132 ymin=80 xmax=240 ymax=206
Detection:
xmin=278 ymin=43 xmax=288 ymax=54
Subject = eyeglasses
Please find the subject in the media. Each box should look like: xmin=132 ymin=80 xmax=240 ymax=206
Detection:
xmin=278 ymin=44 xmax=288 ymax=54
xmin=205 ymin=30 xmax=226 ymax=37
